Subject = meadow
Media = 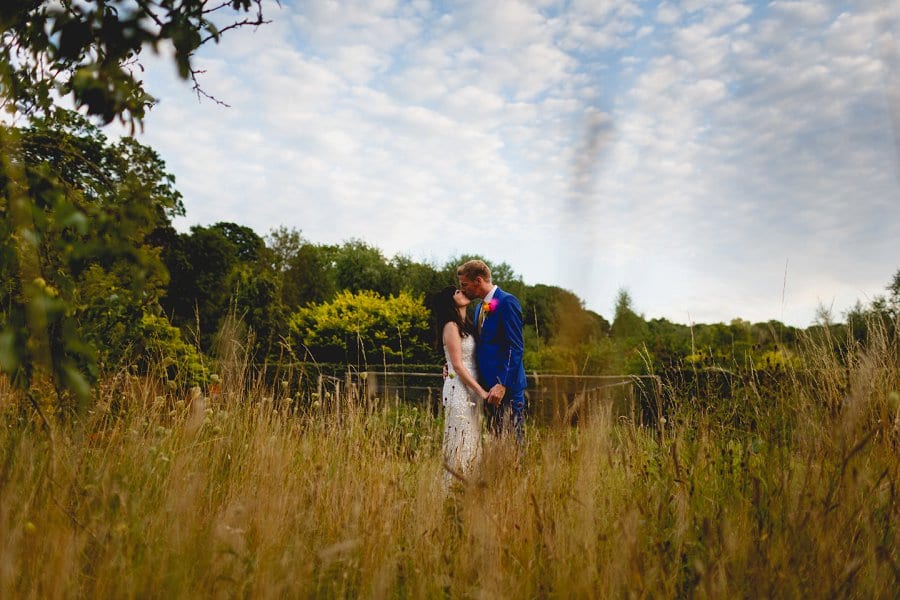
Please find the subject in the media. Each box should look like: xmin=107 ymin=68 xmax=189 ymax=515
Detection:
xmin=1 ymin=320 xmax=897 ymax=599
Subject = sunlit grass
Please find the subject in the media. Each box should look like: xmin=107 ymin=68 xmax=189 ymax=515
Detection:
xmin=1 ymin=318 xmax=898 ymax=598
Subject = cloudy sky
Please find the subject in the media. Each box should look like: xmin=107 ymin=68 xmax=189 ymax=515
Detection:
xmin=132 ymin=0 xmax=900 ymax=327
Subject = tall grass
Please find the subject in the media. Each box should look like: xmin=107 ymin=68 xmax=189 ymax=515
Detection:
xmin=1 ymin=317 xmax=898 ymax=598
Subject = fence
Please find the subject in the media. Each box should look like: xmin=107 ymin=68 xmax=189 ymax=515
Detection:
xmin=350 ymin=370 xmax=662 ymax=427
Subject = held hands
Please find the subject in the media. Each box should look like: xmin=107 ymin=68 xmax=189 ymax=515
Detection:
xmin=486 ymin=383 xmax=506 ymax=406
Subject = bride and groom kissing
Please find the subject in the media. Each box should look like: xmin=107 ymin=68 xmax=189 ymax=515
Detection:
xmin=430 ymin=260 xmax=527 ymax=487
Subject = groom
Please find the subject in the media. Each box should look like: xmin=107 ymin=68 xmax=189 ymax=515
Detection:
xmin=457 ymin=260 xmax=527 ymax=441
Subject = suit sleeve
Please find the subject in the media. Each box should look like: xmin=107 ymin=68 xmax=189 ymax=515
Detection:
xmin=498 ymin=295 xmax=525 ymax=387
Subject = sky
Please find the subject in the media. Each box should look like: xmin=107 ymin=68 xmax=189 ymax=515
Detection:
xmin=130 ymin=0 xmax=900 ymax=327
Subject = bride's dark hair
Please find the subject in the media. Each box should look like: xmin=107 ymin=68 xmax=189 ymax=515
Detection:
xmin=428 ymin=285 xmax=474 ymax=349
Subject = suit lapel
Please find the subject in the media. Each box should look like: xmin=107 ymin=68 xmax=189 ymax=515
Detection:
xmin=479 ymin=287 xmax=502 ymax=337
xmin=474 ymin=301 xmax=482 ymax=338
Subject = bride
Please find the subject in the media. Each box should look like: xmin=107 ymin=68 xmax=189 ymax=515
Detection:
xmin=430 ymin=285 xmax=488 ymax=488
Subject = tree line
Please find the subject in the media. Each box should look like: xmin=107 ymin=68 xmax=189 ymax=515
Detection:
xmin=6 ymin=106 xmax=899 ymax=403
xmin=1 ymin=1 xmax=897 ymax=414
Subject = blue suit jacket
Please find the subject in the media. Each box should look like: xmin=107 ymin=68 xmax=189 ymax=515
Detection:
xmin=474 ymin=287 xmax=527 ymax=393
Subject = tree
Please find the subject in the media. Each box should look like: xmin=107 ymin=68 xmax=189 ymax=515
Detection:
xmin=266 ymin=226 xmax=336 ymax=309
xmin=267 ymin=226 xmax=304 ymax=274
xmin=284 ymin=243 xmax=338 ymax=308
xmin=393 ymin=255 xmax=449 ymax=298
xmin=842 ymin=268 xmax=900 ymax=343
xmin=1 ymin=0 xmax=267 ymax=127
xmin=289 ymin=290 xmax=432 ymax=366
xmin=520 ymin=284 xmax=558 ymax=344
xmin=334 ymin=239 xmax=398 ymax=297
xmin=520 ymin=284 xmax=607 ymax=346
xmin=228 ymin=263 xmax=286 ymax=358
xmin=158 ymin=222 xmax=288 ymax=356
xmin=512 ymin=282 xmax=614 ymax=374
xmin=160 ymin=224 xmax=237 ymax=337
xmin=211 ymin=222 xmax=270 ymax=264
xmin=890 ymin=269 xmax=900 ymax=308
xmin=0 ymin=111 xmax=187 ymax=407
xmin=610 ymin=289 xmax=647 ymax=341
xmin=1 ymin=1 xmax=269 ymax=409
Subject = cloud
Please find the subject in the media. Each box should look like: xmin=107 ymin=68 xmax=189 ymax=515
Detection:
xmin=122 ymin=0 xmax=899 ymax=327
xmin=656 ymin=2 xmax=681 ymax=25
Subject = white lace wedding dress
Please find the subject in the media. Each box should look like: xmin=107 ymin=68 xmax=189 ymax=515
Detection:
xmin=442 ymin=334 xmax=482 ymax=488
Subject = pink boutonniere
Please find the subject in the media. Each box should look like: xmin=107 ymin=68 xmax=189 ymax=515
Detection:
xmin=483 ymin=299 xmax=499 ymax=314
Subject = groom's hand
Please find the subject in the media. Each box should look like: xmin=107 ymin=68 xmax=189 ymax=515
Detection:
xmin=487 ymin=383 xmax=506 ymax=405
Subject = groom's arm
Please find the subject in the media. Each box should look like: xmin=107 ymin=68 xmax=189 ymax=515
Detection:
xmin=497 ymin=295 xmax=525 ymax=388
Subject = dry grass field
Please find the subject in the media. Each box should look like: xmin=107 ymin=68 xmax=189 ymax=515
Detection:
xmin=1 ymin=320 xmax=898 ymax=598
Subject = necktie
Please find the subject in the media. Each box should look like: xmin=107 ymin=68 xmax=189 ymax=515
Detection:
xmin=477 ymin=301 xmax=489 ymax=334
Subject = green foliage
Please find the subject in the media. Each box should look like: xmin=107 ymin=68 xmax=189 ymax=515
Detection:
xmin=135 ymin=313 xmax=208 ymax=386
xmin=289 ymin=290 xmax=433 ymax=366
xmin=334 ymin=239 xmax=399 ymax=297
xmin=0 ymin=1 xmax=268 ymax=408
xmin=160 ymin=222 xmax=286 ymax=354
xmin=0 ymin=112 xmax=186 ymax=408
xmin=0 ymin=0 xmax=267 ymax=126
xmin=267 ymin=226 xmax=304 ymax=274
xmin=267 ymin=227 xmax=338 ymax=309
xmin=524 ymin=336 xmax=619 ymax=374
xmin=211 ymin=222 xmax=271 ymax=264
xmin=610 ymin=288 xmax=648 ymax=341
xmin=228 ymin=263 xmax=286 ymax=357
xmin=753 ymin=348 xmax=801 ymax=371
xmin=159 ymin=223 xmax=240 ymax=340
xmin=523 ymin=284 xmax=607 ymax=347
xmin=842 ymin=269 xmax=900 ymax=343
xmin=520 ymin=283 xmax=611 ymax=374
xmin=889 ymin=269 xmax=900 ymax=307
xmin=393 ymin=255 xmax=450 ymax=298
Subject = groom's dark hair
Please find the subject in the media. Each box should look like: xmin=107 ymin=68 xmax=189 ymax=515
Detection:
xmin=457 ymin=260 xmax=491 ymax=282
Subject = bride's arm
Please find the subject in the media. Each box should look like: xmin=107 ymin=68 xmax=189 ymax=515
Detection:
xmin=443 ymin=323 xmax=488 ymax=400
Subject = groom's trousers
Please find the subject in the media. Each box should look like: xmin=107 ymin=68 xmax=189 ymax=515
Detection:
xmin=485 ymin=390 xmax=525 ymax=443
